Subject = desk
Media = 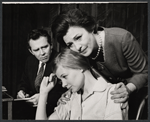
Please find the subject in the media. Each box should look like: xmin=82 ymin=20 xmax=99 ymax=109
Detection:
xmin=2 ymin=92 xmax=13 ymax=120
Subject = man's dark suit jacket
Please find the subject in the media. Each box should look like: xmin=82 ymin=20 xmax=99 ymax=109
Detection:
xmin=17 ymin=50 xmax=67 ymax=116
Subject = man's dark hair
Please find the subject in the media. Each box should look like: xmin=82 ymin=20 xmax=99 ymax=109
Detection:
xmin=27 ymin=28 xmax=52 ymax=49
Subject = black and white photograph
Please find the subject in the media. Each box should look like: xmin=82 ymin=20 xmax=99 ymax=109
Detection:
xmin=2 ymin=1 xmax=148 ymax=120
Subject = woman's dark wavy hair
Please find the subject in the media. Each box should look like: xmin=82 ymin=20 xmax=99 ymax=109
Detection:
xmin=52 ymin=48 xmax=91 ymax=74
xmin=27 ymin=28 xmax=52 ymax=49
xmin=51 ymin=8 xmax=98 ymax=47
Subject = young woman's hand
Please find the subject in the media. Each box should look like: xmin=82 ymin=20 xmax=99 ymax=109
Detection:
xmin=40 ymin=73 xmax=57 ymax=94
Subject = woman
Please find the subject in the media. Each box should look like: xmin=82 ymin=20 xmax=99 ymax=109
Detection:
xmin=51 ymin=8 xmax=148 ymax=111
xmin=36 ymin=48 xmax=128 ymax=120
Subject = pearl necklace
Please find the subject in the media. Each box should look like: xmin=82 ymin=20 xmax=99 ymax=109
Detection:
xmin=92 ymin=32 xmax=102 ymax=60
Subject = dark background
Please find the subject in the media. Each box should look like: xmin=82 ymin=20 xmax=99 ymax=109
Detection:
xmin=2 ymin=3 xmax=148 ymax=99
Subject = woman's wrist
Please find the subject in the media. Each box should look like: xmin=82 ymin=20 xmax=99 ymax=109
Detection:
xmin=40 ymin=91 xmax=49 ymax=96
xmin=39 ymin=92 xmax=48 ymax=103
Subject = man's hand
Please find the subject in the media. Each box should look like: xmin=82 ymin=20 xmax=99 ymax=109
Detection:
xmin=17 ymin=90 xmax=29 ymax=99
xmin=110 ymin=82 xmax=131 ymax=108
xmin=26 ymin=93 xmax=40 ymax=106
xmin=57 ymin=89 xmax=72 ymax=105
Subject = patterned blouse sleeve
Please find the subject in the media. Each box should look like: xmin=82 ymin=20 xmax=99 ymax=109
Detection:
xmin=54 ymin=98 xmax=71 ymax=120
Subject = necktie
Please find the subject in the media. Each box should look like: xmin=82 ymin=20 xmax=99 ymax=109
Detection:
xmin=35 ymin=63 xmax=45 ymax=92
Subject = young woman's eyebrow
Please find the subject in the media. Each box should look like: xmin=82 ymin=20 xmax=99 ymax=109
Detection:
xmin=60 ymin=74 xmax=65 ymax=78
xmin=66 ymin=42 xmax=72 ymax=46
xmin=73 ymin=34 xmax=78 ymax=40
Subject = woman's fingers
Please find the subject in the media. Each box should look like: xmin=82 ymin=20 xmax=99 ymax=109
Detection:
xmin=111 ymin=90 xmax=129 ymax=103
xmin=111 ymin=82 xmax=125 ymax=94
xmin=67 ymin=88 xmax=72 ymax=98
xmin=113 ymin=95 xmax=128 ymax=103
xmin=40 ymin=76 xmax=53 ymax=93
xmin=115 ymin=82 xmax=124 ymax=90
xmin=110 ymin=82 xmax=129 ymax=103
xmin=121 ymin=101 xmax=128 ymax=109
xmin=41 ymin=77 xmax=48 ymax=86
xmin=41 ymin=73 xmax=57 ymax=88
xmin=57 ymin=89 xmax=71 ymax=105
xmin=57 ymin=98 xmax=68 ymax=105
xmin=49 ymin=73 xmax=57 ymax=85
xmin=57 ymin=95 xmax=70 ymax=105
xmin=111 ymin=87 xmax=127 ymax=95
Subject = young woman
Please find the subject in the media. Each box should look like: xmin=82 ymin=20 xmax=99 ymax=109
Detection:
xmin=36 ymin=48 xmax=128 ymax=120
xmin=51 ymin=8 xmax=148 ymax=112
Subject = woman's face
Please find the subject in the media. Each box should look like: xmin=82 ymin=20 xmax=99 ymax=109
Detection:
xmin=63 ymin=26 xmax=96 ymax=57
xmin=56 ymin=65 xmax=84 ymax=93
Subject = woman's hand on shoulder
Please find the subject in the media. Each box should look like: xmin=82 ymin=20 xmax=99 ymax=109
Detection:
xmin=110 ymin=82 xmax=131 ymax=108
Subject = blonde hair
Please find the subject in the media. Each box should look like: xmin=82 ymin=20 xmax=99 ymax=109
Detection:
xmin=52 ymin=48 xmax=90 ymax=73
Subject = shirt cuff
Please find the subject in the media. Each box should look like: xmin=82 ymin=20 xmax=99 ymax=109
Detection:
xmin=126 ymin=83 xmax=136 ymax=92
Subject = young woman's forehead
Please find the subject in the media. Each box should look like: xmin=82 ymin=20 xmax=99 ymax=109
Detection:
xmin=56 ymin=65 xmax=66 ymax=76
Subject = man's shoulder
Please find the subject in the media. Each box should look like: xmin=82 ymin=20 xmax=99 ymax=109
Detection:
xmin=26 ymin=55 xmax=38 ymax=64
xmin=26 ymin=54 xmax=35 ymax=60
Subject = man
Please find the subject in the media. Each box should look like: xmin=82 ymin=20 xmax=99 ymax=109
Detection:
xmin=16 ymin=28 xmax=66 ymax=119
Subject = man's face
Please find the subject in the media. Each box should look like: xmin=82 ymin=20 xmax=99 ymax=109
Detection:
xmin=29 ymin=36 xmax=52 ymax=63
